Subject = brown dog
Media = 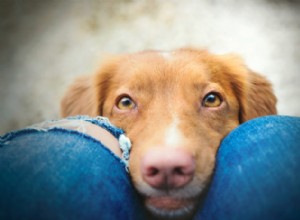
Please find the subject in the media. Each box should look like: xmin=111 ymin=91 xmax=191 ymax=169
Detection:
xmin=61 ymin=48 xmax=277 ymax=219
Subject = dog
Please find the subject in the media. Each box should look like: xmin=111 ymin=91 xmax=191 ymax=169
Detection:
xmin=61 ymin=48 xmax=277 ymax=219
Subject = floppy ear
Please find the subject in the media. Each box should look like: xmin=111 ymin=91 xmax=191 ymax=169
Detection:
xmin=60 ymin=57 xmax=120 ymax=117
xmin=220 ymin=55 xmax=277 ymax=123
xmin=60 ymin=75 xmax=98 ymax=117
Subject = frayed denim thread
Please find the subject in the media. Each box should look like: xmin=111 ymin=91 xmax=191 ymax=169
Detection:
xmin=67 ymin=115 xmax=124 ymax=138
xmin=0 ymin=128 xmax=126 ymax=167
xmin=119 ymin=134 xmax=132 ymax=172
xmin=25 ymin=115 xmax=125 ymax=138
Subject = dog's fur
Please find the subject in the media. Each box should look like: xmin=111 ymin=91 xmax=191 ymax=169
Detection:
xmin=61 ymin=48 xmax=277 ymax=219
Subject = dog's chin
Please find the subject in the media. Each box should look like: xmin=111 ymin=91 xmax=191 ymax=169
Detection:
xmin=145 ymin=196 xmax=197 ymax=219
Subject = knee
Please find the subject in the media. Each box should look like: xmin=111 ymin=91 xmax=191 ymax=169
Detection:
xmin=217 ymin=115 xmax=300 ymax=166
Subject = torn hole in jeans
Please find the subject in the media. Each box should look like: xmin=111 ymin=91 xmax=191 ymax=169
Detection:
xmin=28 ymin=119 xmax=123 ymax=158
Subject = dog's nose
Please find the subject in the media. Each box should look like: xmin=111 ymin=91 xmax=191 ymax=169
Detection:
xmin=141 ymin=148 xmax=195 ymax=189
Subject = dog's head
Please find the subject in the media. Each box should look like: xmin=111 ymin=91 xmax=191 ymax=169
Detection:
xmin=61 ymin=49 xmax=276 ymax=219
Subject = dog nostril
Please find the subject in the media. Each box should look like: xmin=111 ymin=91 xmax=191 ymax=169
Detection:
xmin=147 ymin=167 xmax=159 ymax=176
xmin=173 ymin=167 xmax=185 ymax=175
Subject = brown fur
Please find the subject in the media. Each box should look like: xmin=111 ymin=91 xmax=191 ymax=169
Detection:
xmin=61 ymin=48 xmax=277 ymax=218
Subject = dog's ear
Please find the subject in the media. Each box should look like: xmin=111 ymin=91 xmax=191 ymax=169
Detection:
xmin=60 ymin=75 xmax=98 ymax=117
xmin=92 ymin=56 xmax=121 ymax=116
xmin=220 ymin=55 xmax=277 ymax=123
xmin=60 ymin=57 xmax=120 ymax=117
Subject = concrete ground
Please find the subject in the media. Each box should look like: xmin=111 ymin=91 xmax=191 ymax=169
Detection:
xmin=0 ymin=0 xmax=299 ymax=134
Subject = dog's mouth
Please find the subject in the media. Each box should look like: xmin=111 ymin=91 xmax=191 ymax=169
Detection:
xmin=145 ymin=196 xmax=197 ymax=218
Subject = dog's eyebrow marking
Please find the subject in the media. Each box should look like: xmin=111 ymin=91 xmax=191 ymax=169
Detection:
xmin=164 ymin=117 xmax=183 ymax=147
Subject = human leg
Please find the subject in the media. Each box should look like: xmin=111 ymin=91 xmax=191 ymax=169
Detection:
xmin=195 ymin=116 xmax=300 ymax=220
xmin=0 ymin=116 xmax=145 ymax=220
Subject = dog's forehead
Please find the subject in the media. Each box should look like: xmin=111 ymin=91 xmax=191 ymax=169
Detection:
xmin=119 ymin=50 xmax=213 ymax=84
xmin=116 ymin=52 xmax=235 ymax=103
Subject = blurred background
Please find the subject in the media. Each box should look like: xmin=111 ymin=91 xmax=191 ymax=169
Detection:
xmin=0 ymin=0 xmax=299 ymax=134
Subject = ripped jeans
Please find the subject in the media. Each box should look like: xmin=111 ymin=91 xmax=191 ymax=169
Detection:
xmin=0 ymin=116 xmax=300 ymax=220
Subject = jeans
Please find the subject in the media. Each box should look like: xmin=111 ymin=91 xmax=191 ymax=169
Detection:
xmin=196 ymin=116 xmax=300 ymax=220
xmin=0 ymin=116 xmax=299 ymax=220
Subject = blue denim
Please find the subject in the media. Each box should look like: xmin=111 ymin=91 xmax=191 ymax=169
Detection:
xmin=0 ymin=116 xmax=145 ymax=220
xmin=195 ymin=116 xmax=300 ymax=220
xmin=0 ymin=116 xmax=299 ymax=220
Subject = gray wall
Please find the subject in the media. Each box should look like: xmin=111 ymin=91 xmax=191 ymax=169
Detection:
xmin=1 ymin=0 xmax=300 ymax=134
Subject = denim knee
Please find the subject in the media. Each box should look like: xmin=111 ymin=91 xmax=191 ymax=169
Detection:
xmin=0 ymin=116 xmax=145 ymax=220
xmin=196 ymin=116 xmax=300 ymax=220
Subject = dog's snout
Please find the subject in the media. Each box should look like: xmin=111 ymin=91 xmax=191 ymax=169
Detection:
xmin=141 ymin=148 xmax=195 ymax=190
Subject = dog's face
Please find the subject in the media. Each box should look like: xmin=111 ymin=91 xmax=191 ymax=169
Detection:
xmin=61 ymin=49 xmax=277 ymax=219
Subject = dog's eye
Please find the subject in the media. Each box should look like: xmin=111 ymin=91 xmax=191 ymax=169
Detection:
xmin=202 ymin=92 xmax=222 ymax=108
xmin=117 ymin=96 xmax=136 ymax=110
